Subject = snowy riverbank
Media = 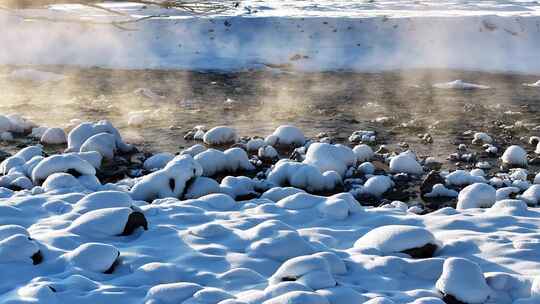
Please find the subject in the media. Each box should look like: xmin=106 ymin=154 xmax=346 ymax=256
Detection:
xmin=2 ymin=1 xmax=540 ymax=73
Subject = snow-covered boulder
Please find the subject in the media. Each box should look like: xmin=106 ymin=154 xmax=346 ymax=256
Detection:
xmin=220 ymin=176 xmax=257 ymax=199
xmin=261 ymin=187 xmax=306 ymax=202
xmin=457 ymin=183 xmax=496 ymax=209
xmin=184 ymin=177 xmax=221 ymax=199
xmin=130 ymin=154 xmax=202 ymax=201
xmin=42 ymin=173 xmax=82 ymax=192
xmin=363 ymin=175 xmax=394 ymax=197
xmin=40 ymin=127 xmax=67 ymax=145
xmin=143 ymin=152 xmax=175 ymax=171
xmin=80 ymin=132 xmax=116 ymax=160
xmin=352 ymin=144 xmax=374 ymax=162
xmin=445 ymin=170 xmax=485 ymax=186
xmin=0 ymin=234 xmax=40 ymax=264
xmin=181 ymin=144 xmax=206 ymax=157
xmin=264 ymin=291 xmax=330 ymax=304
xmin=6 ymin=114 xmax=37 ymax=134
xmin=473 ymin=132 xmax=493 ymax=144
xmin=31 ymin=154 xmax=96 ymax=184
xmin=194 ymin=148 xmax=254 ymax=177
xmin=268 ymin=254 xmax=336 ymax=290
xmin=501 ymin=145 xmax=528 ymax=167
xmin=267 ymin=160 xmax=342 ymax=193
xmin=424 ymin=184 xmax=459 ymax=198
xmin=277 ymin=192 xmax=361 ymax=220
xmin=68 ymin=207 xmax=148 ymax=237
xmin=535 ymin=173 xmax=540 ymax=184
xmin=203 ymin=126 xmax=237 ymax=145
xmin=435 ymin=258 xmax=491 ymax=304
xmin=354 ymin=225 xmax=438 ymax=257
xmin=65 ymin=243 xmax=120 ymax=273
xmin=246 ymin=138 xmax=266 ymax=152
xmin=258 ymin=145 xmax=279 ymax=161
xmin=519 ymin=185 xmax=540 ymax=206
xmin=0 ymin=115 xmax=11 ymax=133
xmin=389 ymin=152 xmax=423 ymax=175
xmin=265 ymin=125 xmax=306 ymax=147
xmin=74 ymin=191 xmax=133 ymax=214
xmin=66 ymin=121 xmax=132 ymax=154
xmin=303 ymin=143 xmax=356 ymax=177
xmin=145 ymin=282 xmax=203 ymax=304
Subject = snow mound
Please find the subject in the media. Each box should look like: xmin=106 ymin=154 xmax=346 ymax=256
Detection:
xmin=519 ymin=185 xmax=540 ymax=206
xmin=42 ymin=173 xmax=83 ymax=192
xmin=66 ymin=121 xmax=132 ymax=156
xmin=261 ymin=187 xmax=306 ymax=202
xmin=246 ymin=138 xmax=266 ymax=152
xmin=389 ymin=152 xmax=423 ymax=175
xmin=353 ymin=144 xmax=374 ymax=162
xmin=264 ymin=291 xmax=330 ymax=304
xmin=424 ymin=184 xmax=458 ymax=198
xmin=473 ymin=132 xmax=493 ymax=144
xmin=145 ymin=282 xmax=203 ymax=304
xmin=40 ymin=127 xmax=67 ymax=145
xmin=265 ymin=125 xmax=306 ymax=147
xmin=65 ymin=243 xmax=119 ymax=273
xmin=457 ymin=183 xmax=496 ymax=209
xmin=433 ymin=80 xmax=490 ymax=90
xmin=184 ymin=177 xmax=221 ymax=199
xmin=268 ymin=254 xmax=337 ymax=289
xmin=435 ymin=257 xmax=491 ymax=304
xmin=267 ymin=160 xmax=342 ymax=192
xmin=0 ymin=234 xmax=39 ymax=264
xmin=354 ymin=225 xmax=437 ymax=255
xmin=445 ymin=170 xmax=486 ymax=186
xmin=68 ymin=207 xmax=147 ymax=238
xmin=143 ymin=152 xmax=175 ymax=171
xmin=363 ymin=175 xmax=394 ymax=197
xmin=203 ymin=126 xmax=238 ymax=145
xmin=303 ymin=143 xmax=356 ymax=177
xmin=277 ymin=192 xmax=362 ymax=220
xmin=130 ymin=155 xmax=202 ymax=202
xmin=194 ymin=148 xmax=254 ymax=177
xmin=74 ymin=191 xmax=133 ymax=214
xmin=31 ymin=154 xmax=96 ymax=184
xmin=501 ymin=145 xmax=528 ymax=167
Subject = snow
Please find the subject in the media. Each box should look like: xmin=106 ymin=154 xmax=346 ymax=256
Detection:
xmin=194 ymin=148 xmax=254 ymax=177
xmin=389 ymin=152 xmax=423 ymax=175
xmin=258 ymin=146 xmax=278 ymax=161
xmin=435 ymin=257 xmax=491 ymax=303
xmin=267 ymin=160 xmax=342 ymax=192
xmin=519 ymin=185 xmax=540 ymax=206
xmin=31 ymin=154 xmax=96 ymax=184
xmin=66 ymin=121 xmax=132 ymax=155
xmin=445 ymin=170 xmax=486 ymax=186
xmin=424 ymin=184 xmax=459 ymax=198
xmin=501 ymin=145 xmax=528 ymax=167
xmin=433 ymin=80 xmax=490 ymax=90
xmin=143 ymin=152 xmax=175 ymax=171
xmin=203 ymin=126 xmax=238 ymax=146
xmin=352 ymin=145 xmax=374 ymax=163
xmin=40 ymin=127 xmax=67 ymax=145
xmin=130 ymin=154 xmax=202 ymax=201
xmin=303 ymin=143 xmax=355 ymax=177
xmin=354 ymin=225 xmax=437 ymax=254
xmin=473 ymin=132 xmax=493 ymax=144
xmin=363 ymin=175 xmax=394 ymax=197
xmin=265 ymin=125 xmax=306 ymax=147
xmin=65 ymin=242 xmax=119 ymax=273
xmin=457 ymin=183 xmax=497 ymax=209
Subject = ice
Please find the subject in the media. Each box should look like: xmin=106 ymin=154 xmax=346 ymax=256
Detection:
xmin=457 ymin=183 xmax=496 ymax=209
xmin=435 ymin=257 xmax=491 ymax=303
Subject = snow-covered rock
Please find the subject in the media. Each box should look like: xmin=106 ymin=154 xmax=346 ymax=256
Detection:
xmin=194 ymin=148 xmax=254 ymax=177
xmin=265 ymin=125 xmax=306 ymax=147
xmin=40 ymin=127 xmax=67 ymax=145
xmin=389 ymin=152 xmax=423 ymax=175
xmin=80 ymin=132 xmax=117 ymax=160
xmin=303 ymin=143 xmax=356 ymax=177
xmin=143 ymin=152 xmax=175 ymax=171
xmin=66 ymin=121 xmax=132 ymax=155
xmin=68 ymin=207 xmax=147 ymax=238
xmin=268 ymin=254 xmax=336 ymax=290
xmin=247 ymin=138 xmax=266 ymax=152
xmin=65 ymin=243 xmax=119 ymax=273
xmin=130 ymin=155 xmax=202 ymax=201
xmin=424 ymin=184 xmax=458 ymax=198
xmin=267 ymin=160 xmax=342 ymax=192
xmin=519 ymin=185 xmax=540 ymax=206
xmin=352 ymin=144 xmax=374 ymax=162
xmin=0 ymin=234 xmax=40 ymax=264
xmin=473 ymin=132 xmax=493 ymax=144
xmin=42 ymin=173 xmax=82 ymax=192
xmin=181 ymin=144 xmax=206 ymax=157
xmin=445 ymin=170 xmax=485 ymax=186
xmin=74 ymin=191 xmax=133 ymax=214
xmin=354 ymin=225 xmax=437 ymax=255
xmin=435 ymin=258 xmax=491 ymax=304
xmin=457 ymin=183 xmax=496 ymax=209
xmin=31 ymin=154 xmax=96 ymax=184
xmin=258 ymin=145 xmax=279 ymax=161
xmin=203 ymin=126 xmax=237 ymax=145
xmin=363 ymin=175 xmax=394 ymax=197
xmin=184 ymin=177 xmax=221 ymax=199
xmin=501 ymin=145 xmax=528 ymax=167
xmin=261 ymin=187 xmax=306 ymax=202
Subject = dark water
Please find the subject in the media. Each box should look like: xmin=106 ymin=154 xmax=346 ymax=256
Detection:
xmin=1 ymin=66 xmax=540 ymax=162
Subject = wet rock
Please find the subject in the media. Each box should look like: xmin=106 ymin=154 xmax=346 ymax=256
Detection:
xmin=0 ymin=150 xmax=10 ymax=162
xmin=121 ymin=211 xmax=148 ymax=236
xmin=421 ymin=171 xmax=445 ymax=196
xmin=441 ymin=294 xmax=466 ymax=304
xmin=401 ymin=243 xmax=438 ymax=259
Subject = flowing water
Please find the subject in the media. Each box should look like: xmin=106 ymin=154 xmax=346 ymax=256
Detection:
xmin=1 ymin=65 xmax=539 ymax=163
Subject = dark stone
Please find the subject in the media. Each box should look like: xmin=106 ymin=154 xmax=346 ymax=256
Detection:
xmin=0 ymin=150 xmax=11 ymax=163
xmin=120 ymin=211 xmax=148 ymax=236
xmin=420 ymin=171 xmax=445 ymax=196
xmin=235 ymin=192 xmax=260 ymax=201
xmin=401 ymin=243 xmax=438 ymax=259
xmin=31 ymin=250 xmax=43 ymax=265
xmin=48 ymin=286 xmax=56 ymax=292
xmin=103 ymin=251 xmax=121 ymax=274
xmin=66 ymin=169 xmax=82 ymax=178
xmin=442 ymin=293 xmax=467 ymax=304
xmin=169 ymin=178 xmax=176 ymax=191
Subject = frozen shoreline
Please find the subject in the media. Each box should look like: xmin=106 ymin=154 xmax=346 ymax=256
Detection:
xmin=1 ymin=1 xmax=540 ymax=73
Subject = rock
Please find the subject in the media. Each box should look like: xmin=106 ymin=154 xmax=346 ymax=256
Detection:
xmin=421 ymin=171 xmax=445 ymax=196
